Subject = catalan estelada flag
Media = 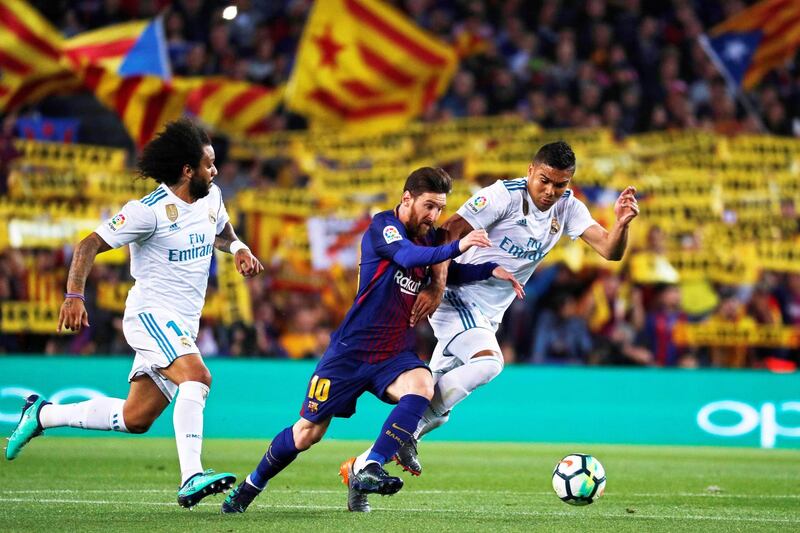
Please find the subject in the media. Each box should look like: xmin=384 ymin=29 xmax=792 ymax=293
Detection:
xmin=183 ymin=78 xmax=284 ymax=136
xmin=285 ymin=0 xmax=458 ymax=131
xmin=81 ymin=65 xmax=185 ymax=148
xmin=0 ymin=0 xmax=79 ymax=111
xmin=1 ymin=2 xmax=281 ymax=145
xmin=700 ymin=0 xmax=800 ymax=89
xmin=63 ymin=18 xmax=171 ymax=79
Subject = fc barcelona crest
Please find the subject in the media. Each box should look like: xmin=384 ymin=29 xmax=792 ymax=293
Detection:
xmin=165 ymin=204 xmax=178 ymax=222
xmin=550 ymin=217 xmax=560 ymax=234
xmin=208 ymin=209 xmax=217 ymax=223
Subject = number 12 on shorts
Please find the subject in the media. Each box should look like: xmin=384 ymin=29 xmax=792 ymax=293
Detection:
xmin=307 ymin=375 xmax=330 ymax=402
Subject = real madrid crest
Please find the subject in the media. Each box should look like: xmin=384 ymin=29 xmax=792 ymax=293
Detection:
xmin=549 ymin=217 xmax=560 ymax=234
xmin=208 ymin=209 xmax=217 ymax=223
xmin=165 ymin=204 xmax=178 ymax=222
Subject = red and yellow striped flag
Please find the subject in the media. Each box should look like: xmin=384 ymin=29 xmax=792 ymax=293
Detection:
xmin=285 ymin=0 xmax=458 ymax=131
xmin=63 ymin=20 xmax=148 ymax=71
xmin=183 ymin=78 xmax=284 ymax=136
xmin=82 ymin=66 xmax=285 ymax=147
xmin=0 ymin=0 xmax=79 ymax=111
xmin=707 ymin=0 xmax=800 ymax=89
xmin=81 ymin=65 xmax=185 ymax=148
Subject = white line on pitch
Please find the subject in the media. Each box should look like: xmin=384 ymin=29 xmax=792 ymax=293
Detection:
xmin=1 ymin=489 xmax=798 ymax=499
xmin=0 ymin=498 xmax=798 ymax=524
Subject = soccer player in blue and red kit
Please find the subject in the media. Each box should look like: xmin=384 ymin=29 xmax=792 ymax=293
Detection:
xmin=222 ymin=167 xmax=523 ymax=514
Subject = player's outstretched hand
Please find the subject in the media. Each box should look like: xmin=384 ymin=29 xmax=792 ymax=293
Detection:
xmin=410 ymin=283 xmax=443 ymax=327
xmin=57 ymin=298 xmax=89 ymax=333
xmin=459 ymin=229 xmax=491 ymax=252
xmin=492 ymin=266 xmax=525 ymax=299
xmin=236 ymin=249 xmax=264 ymax=278
xmin=614 ymin=186 xmax=639 ymax=226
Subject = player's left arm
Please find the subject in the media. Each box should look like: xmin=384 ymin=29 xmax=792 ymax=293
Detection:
xmin=447 ymin=262 xmax=525 ymax=299
xmin=580 ymin=186 xmax=639 ymax=261
xmin=215 ymin=222 xmax=264 ymax=277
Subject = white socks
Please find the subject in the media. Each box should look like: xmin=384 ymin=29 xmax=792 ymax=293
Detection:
xmin=39 ymin=397 xmax=128 ymax=432
xmin=414 ymin=406 xmax=450 ymax=439
xmin=353 ymin=450 xmax=377 ymax=474
xmin=174 ymin=381 xmax=209 ymax=486
xmin=414 ymin=355 xmax=504 ymax=438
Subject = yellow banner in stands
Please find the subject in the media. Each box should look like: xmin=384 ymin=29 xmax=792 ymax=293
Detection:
xmin=0 ymin=301 xmax=64 ymax=334
xmin=13 ymin=139 xmax=127 ymax=170
xmin=674 ymin=322 xmax=800 ymax=348
xmin=8 ymin=168 xmax=153 ymax=202
xmin=96 ymin=281 xmax=133 ymax=312
xmin=213 ymin=250 xmax=252 ymax=325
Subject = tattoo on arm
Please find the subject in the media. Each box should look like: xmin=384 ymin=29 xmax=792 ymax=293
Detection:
xmin=66 ymin=233 xmax=109 ymax=294
xmin=214 ymin=222 xmax=238 ymax=253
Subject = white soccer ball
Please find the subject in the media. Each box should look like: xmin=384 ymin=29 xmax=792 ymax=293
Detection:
xmin=551 ymin=453 xmax=606 ymax=505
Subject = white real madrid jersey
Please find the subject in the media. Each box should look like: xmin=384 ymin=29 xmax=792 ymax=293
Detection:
xmin=95 ymin=183 xmax=230 ymax=333
xmin=446 ymin=177 xmax=596 ymax=325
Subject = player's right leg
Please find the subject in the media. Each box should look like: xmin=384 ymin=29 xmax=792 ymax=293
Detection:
xmin=124 ymin=309 xmax=234 ymax=508
xmin=423 ymin=329 xmax=504 ymax=434
xmin=223 ymin=352 xmax=360 ymax=515
xmin=394 ymin=329 xmax=503 ymax=475
xmin=159 ymin=354 xmax=237 ymax=508
xmin=222 ymin=417 xmax=331 ymax=514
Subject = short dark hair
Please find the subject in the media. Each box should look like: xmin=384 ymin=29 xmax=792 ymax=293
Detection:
xmin=403 ymin=167 xmax=452 ymax=197
xmin=137 ymin=118 xmax=211 ymax=185
xmin=533 ymin=141 xmax=576 ymax=171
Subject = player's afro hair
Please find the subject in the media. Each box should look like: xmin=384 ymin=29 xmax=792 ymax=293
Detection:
xmin=404 ymin=167 xmax=452 ymax=197
xmin=533 ymin=141 xmax=576 ymax=171
xmin=137 ymin=118 xmax=211 ymax=185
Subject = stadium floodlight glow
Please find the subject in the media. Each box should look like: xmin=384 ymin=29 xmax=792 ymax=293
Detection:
xmin=222 ymin=5 xmax=237 ymax=20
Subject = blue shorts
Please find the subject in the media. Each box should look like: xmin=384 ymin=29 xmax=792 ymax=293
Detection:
xmin=299 ymin=351 xmax=429 ymax=423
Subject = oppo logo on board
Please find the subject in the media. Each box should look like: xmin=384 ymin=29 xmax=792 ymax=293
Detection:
xmin=697 ymin=400 xmax=800 ymax=448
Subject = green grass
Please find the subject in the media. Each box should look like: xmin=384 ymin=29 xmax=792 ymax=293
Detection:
xmin=1 ymin=438 xmax=799 ymax=532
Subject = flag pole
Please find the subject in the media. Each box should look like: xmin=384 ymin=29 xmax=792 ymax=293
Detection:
xmin=698 ymin=34 xmax=766 ymax=133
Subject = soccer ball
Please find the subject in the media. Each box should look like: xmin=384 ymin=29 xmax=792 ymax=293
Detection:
xmin=551 ymin=453 xmax=606 ymax=505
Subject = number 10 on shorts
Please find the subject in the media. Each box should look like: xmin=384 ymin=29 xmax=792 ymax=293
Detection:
xmin=307 ymin=375 xmax=330 ymax=402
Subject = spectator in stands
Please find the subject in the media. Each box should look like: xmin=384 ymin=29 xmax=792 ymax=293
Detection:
xmin=532 ymin=293 xmax=594 ymax=365
xmin=704 ymin=287 xmax=755 ymax=368
xmin=637 ymin=283 xmax=687 ymax=367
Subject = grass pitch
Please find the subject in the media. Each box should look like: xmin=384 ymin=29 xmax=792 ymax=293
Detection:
xmin=1 ymin=437 xmax=798 ymax=532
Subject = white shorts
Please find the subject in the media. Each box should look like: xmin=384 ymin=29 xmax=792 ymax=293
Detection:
xmin=123 ymin=308 xmax=200 ymax=402
xmin=428 ymin=292 xmax=501 ymax=372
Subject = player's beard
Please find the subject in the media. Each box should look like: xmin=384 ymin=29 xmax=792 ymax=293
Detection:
xmin=189 ymin=174 xmax=211 ymax=200
xmin=408 ymin=214 xmax=430 ymax=238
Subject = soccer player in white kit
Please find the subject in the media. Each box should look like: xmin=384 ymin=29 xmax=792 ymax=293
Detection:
xmin=5 ymin=119 xmax=264 ymax=508
xmin=395 ymin=141 xmax=639 ymax=475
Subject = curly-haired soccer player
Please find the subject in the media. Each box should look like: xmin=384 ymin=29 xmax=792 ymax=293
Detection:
xmin=5 ymin=118 xmax=263 ymax=509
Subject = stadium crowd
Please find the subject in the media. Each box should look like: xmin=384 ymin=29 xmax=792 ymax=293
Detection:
xmin=2 ymin=0 xmax=798 ymax=368
xmin=29 ymin=0 xmax=800 ymax=138
xmin=2 ymin=202 xmax=800 ymax=369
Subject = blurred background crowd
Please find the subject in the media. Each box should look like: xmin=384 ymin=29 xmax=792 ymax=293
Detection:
xmin=24 ymin=0 xmax=800 ymax=140
xmin=1 ymin=0 xmax=799 ymax=369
